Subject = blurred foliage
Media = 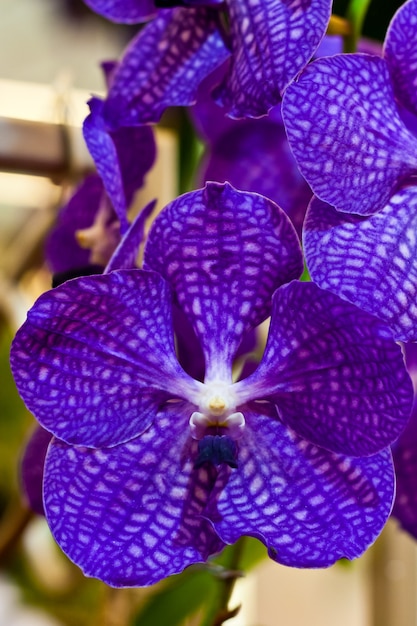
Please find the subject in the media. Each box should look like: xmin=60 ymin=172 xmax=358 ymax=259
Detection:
xmin=0 ymin=326 xmax=32 ymax=510
xmin=333 ymin=0 xmax=404 ymax=40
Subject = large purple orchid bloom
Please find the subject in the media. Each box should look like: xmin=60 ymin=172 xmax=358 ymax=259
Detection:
xmin=11 ymin=182 xmax=412 ymax=587
xmin=83 ymin=0 xmax=332 ymax=122
xmin=282 ymin=0 xmax=417 ymax=341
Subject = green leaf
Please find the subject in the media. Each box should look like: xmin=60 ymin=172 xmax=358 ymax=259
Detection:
xmin=132 ymin=538 xmax=267 ymax=626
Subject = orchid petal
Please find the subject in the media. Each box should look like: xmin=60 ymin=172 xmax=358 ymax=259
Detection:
xmin=83 ymin=0 xmax=156 ymax=22
xmin=304 ymin=191 xmax=417 ymax=341
xmin=199 ymin=116 xmax=311 ymax=236
xmin=45 ymin=175 xmax=103 ymax=274
xmin=213 ymin=0 xmax=332 ymax=118
xmin=11 ymin=270 xmax=198 ymax=448
xmin=144 ymin=182 xmax=303 ymax=382
xmin=282 ymin=54 xmax=417 ymax=215
xmin=236 ymin=281 xmax=412 ymax=456
xmin=384 ymin=0 xmax=417 ymax=118
xmin=103 ymin=8 xmax=230 ymax=126
xmin=207 ymin=409 xmax=394 ymax=567
xmin=44 ymin=406 xmax=224 ymax=587
xmin=83 ymin=98 xmax=155 ymax=230
xmin=105 ymin=199 xmax=157 ymax=273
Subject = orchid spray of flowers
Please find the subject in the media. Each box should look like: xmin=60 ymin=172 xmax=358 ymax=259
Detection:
xmin=8 ymin=0 xmax=417 ymax=623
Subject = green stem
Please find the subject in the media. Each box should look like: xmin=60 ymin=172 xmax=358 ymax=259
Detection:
xmin=201 ymin=538 xmax=246 ymax=626
xmin=344 ymin=0 xmax=373 ymax=52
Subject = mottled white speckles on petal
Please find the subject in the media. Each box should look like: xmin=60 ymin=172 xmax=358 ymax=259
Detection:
xmin=214 ymin=0 xmax=332 ymax=118
xmin=236 ymin=280 xmax=412 ymax=456
xmin=283 ymin=54 xmax=417 ymax=215
xmin=144 ymin=182 xmax=302 ymax=382
xmin=207 ymin=411 xmax=394 ymax=567
xmin=384 ymin=0 xmax=417 ymax=118
xmin=11 ymin=270 xmax=198 ymax=448
xmin=304 ymin=191 xmax=417 ymax=341
xmin=44 ymin=407 xmax=224 ymax=587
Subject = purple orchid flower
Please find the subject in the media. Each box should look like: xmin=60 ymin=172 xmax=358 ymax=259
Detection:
xmin=83 ymin=0 xmax=332 ymax=122
xmin=45 ymin=83 xmax=156 ymax=279
xmin=192 ymin=64 xmax=312 ymax=236
xmin=11 ymin=182 xmax=412 ymax=587
xmin=392 ymin=343 xmax=417 ymax=539
xmin=282 ymin=0 xmax=417 ymax=341
xmin=83 ymin=96 xmax=156 ymax=233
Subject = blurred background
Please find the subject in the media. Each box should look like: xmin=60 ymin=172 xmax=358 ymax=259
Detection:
xmin=1 ymin=1 xmax=416 ymax=625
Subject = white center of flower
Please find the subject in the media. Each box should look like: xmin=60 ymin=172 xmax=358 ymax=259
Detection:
xmin=189 ymin=382 xmax=245 ymax=440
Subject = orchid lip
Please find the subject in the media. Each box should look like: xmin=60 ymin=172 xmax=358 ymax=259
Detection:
xmin=188 ymin=381 xmax=245 ymax=440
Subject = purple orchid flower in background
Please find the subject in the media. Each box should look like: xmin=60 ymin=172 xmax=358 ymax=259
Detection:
xmin=21 ymin=196 xmax=157 ymax=516
xmin=10 ymin=181 xmax=413 ymax=586
xmin=282 ymin=0 xmax=417 ymax=341
xmin=45 ymin=61 xmax=156 ymax=280
xmin=82 ymin=0 xmax=333 ymax=123
xmin=392 ymin=343 xmax=417 ymax=539
xmin=191 ymin=64 xmax=312 ymax=236
xmin=82 ymin=96 xmax=156 ymax=232
xmin=44 ymin=174 xmax=109 ymax=278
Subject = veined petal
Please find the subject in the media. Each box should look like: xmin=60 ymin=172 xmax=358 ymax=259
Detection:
xmin=83 ymin=0 xmax=156 ymax=22
xmin=282 ymin=54 xmax=417 ymax=215
xmin=304 ymin=191 xmax=417 ymax=342
xmin=236 ymin=281 xmax=412 ymax=456
xmin=11 ymin=270 xmax=198 ymax=448
xmin=45 ymin=175 xmax=103 ymax=274
xmin=144 ymin=182 xmax=303 ymax=382
xmin=384 ymin=0 xmax=417 ymax=119
xmin=105 ymin=199 xmax=157 ymax=273
xmin=103 ymin=8 xmax=230 ymax=126
xmin=83 ymin=98 xmax=155 ymax=230
xmin=206 ymin=409 xmax=394 ymax=567
xmin=44 ymin=405 xmax=224 ymax=587
xmin=214 ymin=0 xmax=332 ymax=118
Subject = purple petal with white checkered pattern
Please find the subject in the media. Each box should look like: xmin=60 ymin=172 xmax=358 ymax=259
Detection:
xmin=304 ymin=192 xmax=417 ymax=341
xmin=83 ymin=0 xmax=156 ymax=22
xmin=207 ymin=408 xmax=394 ymax=567
xmin=144 ymin=182 xmax=303 ymax=382
xmin=212 ymin=0 xmax=332 ymax=118
xmin=44 ymin=405 xmax=224 ymax=587
xmin=384 ymin=0 xmax=417 ymax=118
xmin=45 ymin=175 xmax=103 ymax=274
xmin=102 ymin=8 xmax=230 ymax=126
xmin=236 ymin=281 xmax=412 ymax=456
xmin=105 ymin=199 xmax=156 ymax=273
xmin=282 ymin=54 xmax=417 ymax=215
xmin=10 ymin=270 xmax=198 ymax=447
xmin=83 ymin=98 xmax=156 ymax=230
